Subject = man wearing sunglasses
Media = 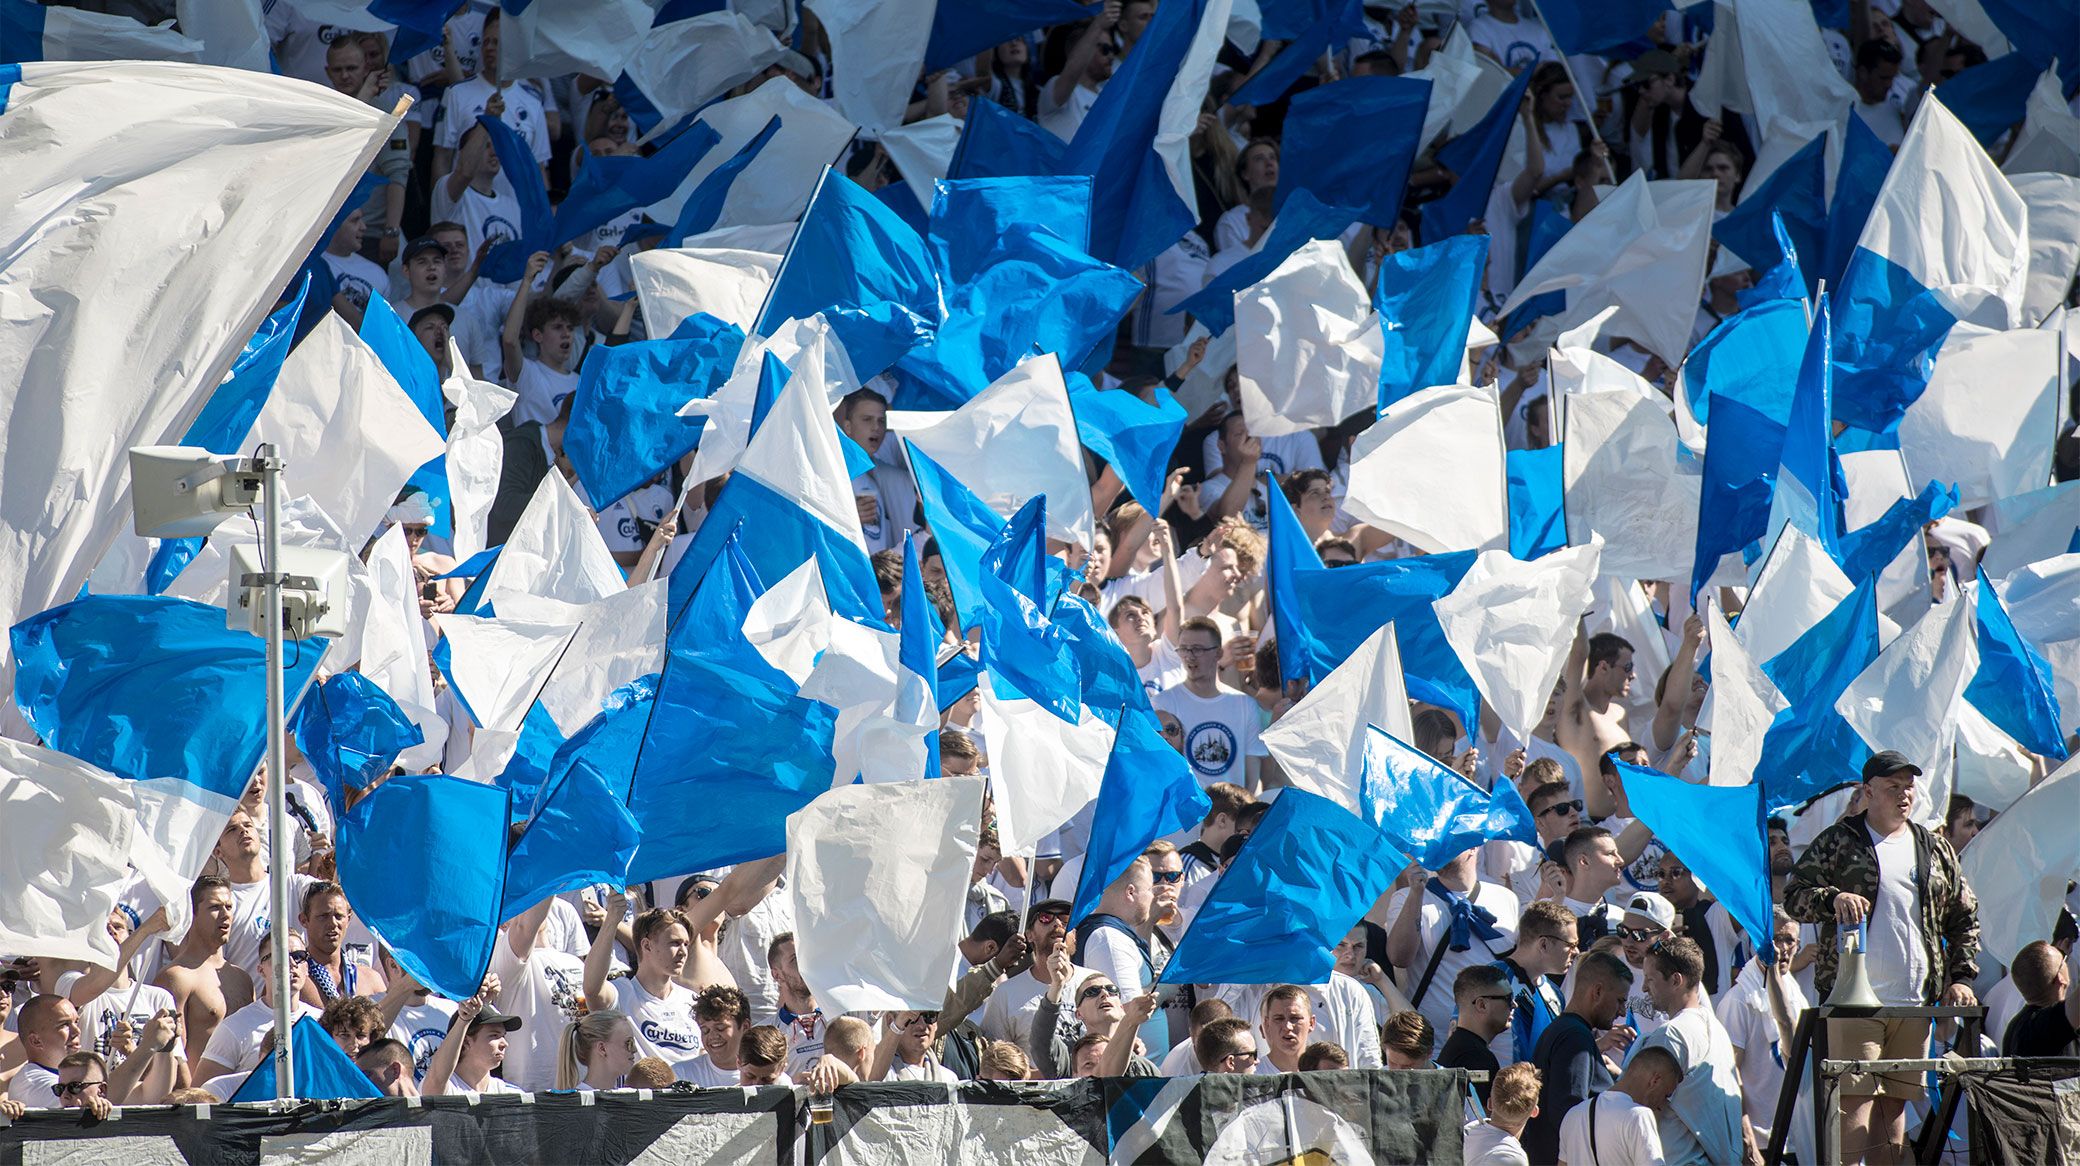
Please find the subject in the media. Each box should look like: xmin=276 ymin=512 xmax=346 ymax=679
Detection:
xmin=194 ymin=929 xmax=322 ymax=1084
xmin=53 ymin=1052 xmax=113 ymax=1119
xmin=976 ymin=899 xmax=1094 ymax=1056
xmin=1614 ymin=892 xmax=1679 ymax=1044
xmin=1191 ymin=1016 xmax=1259 ymax=1074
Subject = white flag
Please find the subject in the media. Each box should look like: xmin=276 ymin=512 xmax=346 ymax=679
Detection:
xmin=977 ymin=688 xmax=1116 ymax=856
xmin=1897 ymin=324 xmax=2060 ymax=510
xmin=804 ymin=0 xmax=935 ymax=133
xmin=1233 ymin=240 xmax=1384 ymax=438
xmin=1704 ymin=600 xmax=1788 ymax=788
xmin=631 ymin=246 xmax=782 ymax=338
xmin=443 ymin=350 xmax=516 ymax=564
xmin=485 ymin=472 xmax=629 ymax=610
xmin=0 ymin=741 xmax=136 ymax=969
xmin=1836 ymin=586 xmax=1981 ymax=826
xmin=1436 ymin=541 xmax=1603 ymax=741
xmin=1263 ymin=624 xmax=1413 ymax=815
xmin=649 ymin=77 xmax=857 ymax=229
xmin=1959 ymin=752 xmax=2080 ymax=967
xmin=499 ymin=0 xmax=650 ymax=82
xmin=1342 ymin=384 xmax=1508 ymax=554
xmin=1562 ymin=389 xmax=1700 ymax=582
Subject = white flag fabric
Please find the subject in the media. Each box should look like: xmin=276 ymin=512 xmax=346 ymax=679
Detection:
xmin=879 ymin=114 xmax=962 ymax=213
xmin=1233 ymin=240 xmax=1384 ymax=438
xmin=1982 ymin=482 xmax=2080 ymax=581
xmin=685 ymin=316 xmax=860 ymax=490
xmin=632 ymin=247 xmax=781 ymax=338
xmin=621 ymin=12 xmax=786 ymax=136
xmin=1994 ymin=553 xmax=2080 ymax=737
xmin=1562 ymin=389 xmax=1700 ymax=581
xmin=1156 ymin=0 xmax=1237 ymax=208
xmin=804 ymin=0 xmax=935 ymax=134
xmin=1897 ymin=324 xmax=2060 ymax=510
xmin=250 ymin=314 xmax=447 ymax=553
xmin=22 ymin=7 xmax=206 ymax=62
xmin=1953 ymin=704 xmax=2036 ymax=813
xmin=435 ymin=615 xmax=579 ymax=735
xmin=1689 ymin=0 xmax=1857 ymax=149
xmin=486 ymin=472 xmax=629 ymax=610
xmin=499 ymin=0 xmax=650 ymax=82
xmin=1959 ymin=752 xmax=2080 ymax=967
xmin=1435 ymin=541 xmax=1602 ymax=741
xmin=1498 ymin=174 xmax=1717 ymax=364
xmin=497 ymin=580 xmax=668 ymax=737
xmin=2003 ymin=67 xmax=2080 ymax=177
xmin=1836 ymin=585 xmax=1981 ymax=827
xmin=889 ymin=353 xmax=1096 ymax=549
xmin=1263 ymin=624 xmax=1413 ymax=815
xmin=1704 ymin=600 xmax=1788 ymax=788
xmin=0 ymin=740 xmax=135 ymax=969
xmin=650 ymin=77 xmax=858 ymax=229
xmin=977 ymin=688 xmax=1116 ymax=856
xmin=1404 ymin=26 xmax=1483 ymax=149
xmin=2012 ymin=172 xmax=2080 ymax=327
xmin=0 ymin=62 xmax=394 ymax=689
xmin=174 ymin=0 xmax=270 ymax=71
xmin=1737 ymin=527 xmax=1857 ymax=665
xmin=787 ymin=774 xmax=985 ymax=1012
xmin=363 ymin=525 xmax=449 ymax=768
xmin=730 ymin=318 xmax=876 ymax=557
xmin=1342 ymin=384 xmax=1508 ymax=554
xmin=442 ymin=353 xmax=517 ymax=563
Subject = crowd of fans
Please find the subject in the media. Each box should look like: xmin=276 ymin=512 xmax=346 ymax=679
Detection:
xmin=3 ymin=3 xmax=2080 ymax=1166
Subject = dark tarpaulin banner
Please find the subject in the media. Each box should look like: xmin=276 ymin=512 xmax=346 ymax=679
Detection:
xmin=1959 ymin=1057 xmax=2080 ymax=1165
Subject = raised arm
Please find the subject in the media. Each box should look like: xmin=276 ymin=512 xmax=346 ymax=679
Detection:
xmin=1047 ymin=2 xmax=1120 ymax=109
xmin=418 ymin=993 xmax=484 ymax=1097
xmin=581 ymin=890 xmax=626 ymax=1012
xmin=69 ymin=909 xmax=168 ymax=1006
xmin=499 ymin=251 xmax=551 ymax=386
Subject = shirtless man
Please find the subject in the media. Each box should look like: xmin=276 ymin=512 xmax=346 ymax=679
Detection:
xmin=1559 ymin=630 xmax=1636 ymax=820
xmin=153 ymin=876 xmax=253 ymax=1077
xmin=671 ymin=876 xmax=737 ymax=993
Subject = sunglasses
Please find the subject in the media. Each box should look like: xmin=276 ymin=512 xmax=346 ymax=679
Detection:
xmin=1539 ymin=800 xmax=1584 ymax=818
xmin=1176 ymin=644 xmax=1220 ymax=656
xmin=1616 ymin=926 xmax=1664 ymax=944
xmin=1033 ymin=910 xmax=1067 ymax=927
xmin=1079 ymin=983 xmax=1121 ymax=1003
xmin=690 ymin=885 xmax=715 ymax=900
xmin=1224 ymin=1047 xmax=1259 ymax=1064
xmin=1151 ymin=870 xmax=1183 ymax=885
xmin=56 ymin=1081 xmax=105 ymax=1097
xmin=1160 ymin=724 xmax=1184 ymax=737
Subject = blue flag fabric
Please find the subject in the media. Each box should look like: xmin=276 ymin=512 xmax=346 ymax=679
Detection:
xmin=503 ymin=677 xmax=648 ymax=917
xmin=1072 ymin=706 xmax=1213 ymax=928
xmin=908 ymin=440 xmax=1008 ymax=631
xmin=1836 ymin=481 xmax=1957 ymax=584
xmin=1931 ymin=52 xmax=2042 ymax=146
xmin=12 ymin=596 xmax=327 ymax=803
xmin=978 ymin=496 xmax=1082 ymax=722
xmin=1272 ymin=74 xmax=1439 ymax=227
xmin=1616 ymin=760 xmax=1774 ymax=953
xmin=1051 ymin=593 xmax=1147 ymax=728
xmin=1775 ymin=291 xmax=1848 ymax=558
xmin=1686 ymin=297 xmax=1810 ymax=599
xmin=339 ymin=773 xmax=509 ymax=1001
xmin=925 ymin=0 xmax=1092 ymax=70
xmin=360 ymin=292 xmax=453 ymax=538
xmin=1967 ymin=567 xmax=2068 ymax=759
xmin=927 ymin=175 xmax=1095 ymax=283
xmin=1421 ymin=67 xmax=1533 ymax=244
xmin=1757 ymin=577 xmax=1879 ymax=805
xmin=1171 ymin=189 xmax=1359 ymax=335
xmin=1065 ymin=373 xmax=1186 ymax=514
xmin=564 ymin=312 xmax=744 ymax=509
xmin=665 ymin=115 xmax=784 ymax=248
xmin=1233 ymin=0 xmax=1374 ymax=107
xmin=488 ymin=701 xmax=568 ymax=821
xmin=291 ymin=671 xmax=425 ymax=817
xmin=1062 ymin=0 xmax=1212 ymax=270
xmin=900 ymin=534 xmax=944 ymax=778
xmin=1159 ymin=789 xmax=1405 ymax=986
xmin=1264 ymin=470 xmax=1327 ymax=689
xmin=757 ymin=170 xmax=942 ymax=381
xmin=1501 ymin=199 xmax=1572 ymax=338
xmin=1357 ymin=726 xmax=1499 ymax=869
xmin=1537 ymin=0 xmax=1669 ymax=54
xmin=553 ymin=122 xmax=720 ymax=248
xmin=1980 ymin=0 xmax=2080 ymax=94
xmin=1486 ymin=768 xmax=1540 ymax=846
xmin=145 ymin=280 xmax=309 ymax=594
xmin=1713 ymin=134 xmax=1827 ymax=292
xmin=949 ymin=96 xmax=1072 ymax=183
xmin=229 ymin=1016 xmax=383 ymax=1102
xmin=368 ymin=0 xmax=450 ymax=59
xmin=1374 ymin=233 xmax=1489 ymax=410
xmin=1506 ymin=444 xmax=1567 ymax=560
xmin=1819 ymin=115 xmax=1892 ymax=290
xmin=629 ymin=534 xmax=837 ymax=884
xmin=1289 ymin=552 xmax=1481 ymax=732
xmin=476 ymin=114 xmax=555 ymax=286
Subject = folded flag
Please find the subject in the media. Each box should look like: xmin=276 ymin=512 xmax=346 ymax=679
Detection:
xmin=291 ymin=671 xmax=425 ymax=817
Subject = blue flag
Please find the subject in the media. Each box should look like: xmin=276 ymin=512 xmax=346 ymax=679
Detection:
xmin=339 ymin=773 xmax=509 ymax=1000
xmin=978 ymin=496 xmax=1082 ymax=722
xmin=1713 ymin=134 xmax=1827 ymax=292
xmin=1967 ymin=567 xmax=2068 ymax=759
xmin=628 ymin=532 xmax=838 ymax=883
xmin=949 ymin=95 xmax=1071 ymax=183
xmin=1979 ymin=0 xmax=2080 ymax=94
xmin=1159 ymin=789 xmax=1405 ymax=986
xmin=291 ymin=672 xmax=425 ymax=816
xmin=1051 ymin=593 xmax=1146 ymax=729
xmin=503 ymin=677 xmax=648 ymax=917
xmin=1932 ymin=52 xmax=2045 ymax=145
xmin=12 ymin=596 xmax=326 ymax=803
xmin=564 ymin=312 xmax=745 ymax=509
xmin=1772 ymin=291 xmax=1848 ymax=559
xmin=1616 ymin=760 xmax=1774 ymax=953
xmin=1837 ymin=481 xmax=1957 ymax=584
xmin=1375 ymin=233 xmax=1489 ymax=410
xmin=1264 ymin=469 xmax=1327 ymax=688
xmin=900 ymin=534 xmax=944 ymax=778
xmin=1537 ymin=0 xmax=1669 ymax=54
xmin=1486 ymin=768 xmax=1540 ymax=846
xmin=1357 ymin=726 xmax=1498 ymax=869
xmin=1277 ymin=74 xmax=1430 ymax=228
xmin=1756 ymin=577 xmax=1879 ymax=805
xmin=908 ymin=440 xmax=1008 ymax=632
xmin=1501 ymin=199 xmax=1572 ymax=338
xmin=476 ymin=114 xmax=555 ymax=285
xmin=924 ymin=0 xmax=1092 ymax=70
xmin=1421 ymin=67 xmax=1533 ymax=244
xmin=229 ymin=1016 xmax=382 ymax=1102
xmin=1072 ymin=706 xmax=1212 ymax=928
xmin=666 ymin=115 xmax=783 ymax=248
xmin=1233 ymin=0 xmax=1374 ymax=107
xmin=553 ymin=121 xmax=720 ymax=248
xmin=1687 ymin=297 xmax=1809 ymax=599
xmin=757 ymin=169 xmax=942 ymax=381
xmin=1065 ymin=372 xmax=1186 ymax=515
xmin=1506 ymin=444 xmax=1567 ymax=560
xmin=1289 ymin=552 xmax=1481 ymax=733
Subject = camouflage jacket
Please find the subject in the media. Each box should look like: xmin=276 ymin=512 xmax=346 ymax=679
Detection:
xmin=1782 ymin=812 xmax=1980 ymax=1002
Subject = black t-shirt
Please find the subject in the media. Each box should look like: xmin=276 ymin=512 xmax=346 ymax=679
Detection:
xmin=2002 ymin=1001 xmax=2079 ymax=1057
xmin=1526 ymin=1013 xmax=1610 ymax=1166
xmin=1438 ymin=1025 xmax=1501 ymax=1105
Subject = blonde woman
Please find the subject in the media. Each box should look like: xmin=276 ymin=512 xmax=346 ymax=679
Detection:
xmin=556 ymin=1009 xmax=638 ymax=1092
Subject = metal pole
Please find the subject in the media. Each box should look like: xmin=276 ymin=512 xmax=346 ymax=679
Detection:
xmin=260 ymin=442 xmax=295 ymax=1102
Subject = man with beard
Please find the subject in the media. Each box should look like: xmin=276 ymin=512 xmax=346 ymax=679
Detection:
xmin=977 ymin=899 xmax=1094 ymax=1055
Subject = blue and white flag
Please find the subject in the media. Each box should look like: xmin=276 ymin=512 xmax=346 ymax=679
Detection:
xmin=1290 ymin=550 xmax=1481 ymax=732
xmin=0 ymin=1 xmax=204 ymax=64
xmin=497 ymin=0 xmax=649 ymax=84
xmin=1506 ymin=444 xmax=1566 ymax=561
xmin=1757 ymin=576 xmax=1879 ymax=805
xmin=1264 ymin=624 xmax=1413 ymax=813
xmin=1171 ymin=189 xmax=1358 ymax=336
xmin=663 ymin=116 xmax=784 ymax=248
xmin=1830 ymin=94 xmax=2028 ymax=438
xmin=553 ymin=121 xmax=721 ymax=248
xmin=1617 ymin=761 xmax=1775 ymax=954
xmin=978 ymin=496 xmax=1082 ymax=723
xmin=1071 ymin=707 xmax=1212 ymax=928
xmin=502 ymin=676 xmax=646 ymax=916
xmin=1965 ymin=567 xmax=2068 ymax=760
xmin=1420 ymin=66 xmax=1531 ymax=244
xmin=564 ymin=312 xmax=744 ymax=510
xmin=1687 ymin=297 xmax=1810 ymax=600
xmin=229 ymin=1017 xmax=382 ymax=1103
xmin=1275 ymin=74 xmax=1429 ymax=228
xmin=1931 ymin=51 xmax=2041 ymax=146
xmin=1374 ymin=233 xmax=1488 ymax=410
xmin=1064 ymin=372 xmax=1186 ymax=516
xmin=1160 ymin=789 xmax=1404 ymax=987
xmin=757 ymin=168 xmax=942 ymax=381
xmin=1357 ymin=726 xmax=1499 ymax=870
xmin=907 ymin=440 xmax=1006 ymax=632
xmin=923 ymin=0 xmax=1091 ymax=70
xmin=1713 ymin=135 xmax=1827 ymax=285
xmin=1819 ymin=114 xmax=1893 ymax=289
xmin=339 ymin=773 xmax=509 ymax=1001
xmin=805 ymin=0 xmax=933 ymax=132
xmin=1264 ymin=467 xmax=1326 ymax=688
xmin=360 ymin=292 xmax=452 ymax=537
xmin=614 ymin=13 xmax=784 ymax=136
xmin=291 ymin=671 xmax=424 ymax=817
xmin=1766 ymin=292 xmax=1848 ymax=560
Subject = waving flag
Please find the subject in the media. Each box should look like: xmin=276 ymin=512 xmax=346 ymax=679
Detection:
xmin=553 ymin=121 xmax=721 ymax=248
xmin=229 ymin=1016 xmax=381 ymax=1103
xmin=1713 ymin=136 xmax=1827 ymax=285
xmin=1420 ymin=67 xmax=1532 ymax=245
xmin=896 ymin=535 xmax=943 ymax=777
xmin=978 ymin=497 xmax=1081 ymax=722
xmin=1966 ymin=568 xmax=2068 ymax=760
xmin=476 ymin=114 xmax=555 ymax=285
xmin=1070 ymin=708 xmax=1211 ymax=927
xmin=1231 ymin=239 xmax=1384 ymax=434
xmin=924 ymin=0 xmax=1091 ymax=69
xmin=1960 ymin=753 xmax=2080 ymax=966
xmin=908 ymin=441 xmax=1005 ymax=632
xmin=1618 ymin=762 xmax=1774 ymax=953
xmin=1766 ymin=292 xmax=1848 ymax=560
xmin=1171 ymin=189 xmax=1359 ymax=336
xmin=1756 ymin=576 xmax=1879 ymax=804
xmin=977 ymin=683 xmax=1115 ymax=856
xmin=502 ymin=677 xmax=647 ymax=916
xmin=614 ymin=13 xmax=784 ymax=135
xmin=805 ymin=0 xmax=933 ymax=132
xmin=563 ymin=312 xmax=745 ymax=510
xmin=1264 ymin=624 xmax=1414 ymax=814
xmin=1819 ymin=115 xmax=1894 ymax=289
xmin=1264 ymin=468 xmax=1327 ymax=688
xmin=758 ymin=169 xmax=942 ymax=380
xmin=665 ymin=116 xmax=785 ymax=248
xmin=1536 ymin=0 xmax=1667 ymax=54
xmin=291 ymin=671 xmax=424 ymax=816
xmin=1374 ymin=234 xmax=1489 ymax=410
xmin=0 ymin=740 xmax=141 ymax=969
xmin=1506 ymin=445 xmax=1567 ymax=560
xmin=1290 ymin=551 xmax=1481 ymax=732
xmin=1687 ymin=297 xmax=1810 ymax=600
xmin=1435 ymin=542 xmax=1601 ymax=742
xmin=498 ymin=0 xmax=649 ymax=83
xmin=1064 ymin=373 xmax=1186 ymax=515
xmin=1275 ymin=75 xmax=1429 ymax=227
xmin=1160 ymin=789 xmax=1405 ymax=987
xmin=1932 ymin=51 xmax=2041 ymax=146
xmin=0 ymin=1 xmax=203 ymax=63
xmin=359 ymin=293 xmax=453 ymax=539
xmin=1343 ymin=384 xmax=1509 ymax=555
xmin=1358 ymin=727 xmax=1498 ymax=869
xmin=339 ymin=773 xmax=509 ymax=1000
xmin=1231 ymin=0 xmax=1369 ymax=106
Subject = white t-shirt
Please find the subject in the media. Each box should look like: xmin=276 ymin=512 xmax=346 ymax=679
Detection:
xmin=453 ymin=282 xmax=517 ymax=382
xmin=978 ymin=967 xmax=1095 ymax=1054
xmin=1865 ymin=822 xmax=1929 ymax=1005
xmin=616 ymin=975 xmax=703 ymax=1074
xmin=1639 ymin=1001 xmax=1745 ymax=1166
xmin=888 ymin=1054 xmax=961 ymax=1084
xmin=1854 ymin=97 xmax=1907 ymax=148
xmin=432 ymin=183 xmax=525 ymax=276
xmin=489 ymin=938 xmax=589 ymax=1092
xmin=73 ymin=981 xmax=184 ymax=1068
xmin=1136 ymin=640 xmax=1186 ymax=696
xmin=389 ymin=995 xmax=460 ymax=1082
xmin=778 ymin=1009 xmax=837 ymax=1076
xmin=1197 ymin=431 xmax=1326 ymax=488
xmin=202 ymin=998 xmax=323 ymax=1073
xmin=263 ymin=0 xmax=373 ymax=87
xmin=599 ymin=481 xmax=675 ymax=554
xmin=1134 ymin=235 xmax=1210 ymax=349
xmin=404 ymin=8 xmax=485 ymax=85
xmin=5 ymin=1061 xmax=60 ymax=1109
xmin=511 ymin=358 xmax=580 ymax=427
xmin=678 ymin=1051 xmax=740 ymax=1087
xmin=1384 ymin=880 xmax=1522 ymax=1055
xmin=1467 ymin=13 xmax=1558 ymax=73
xmin=324 ymin=250 xmax=388 ymax=314
xmin=449 ymin=1072 xmax=522 ymax=1095
xmin=224 ymin=872 xmax=317 ymax=977
xmin=437 ymin=78 xmax=551 ymax=164
xmin=718 ymin=883 xmax=793 ymax=1022
xmin=1716 ymin=961 xmax=1807 ymax=1143
xmin=1464 ymin=1119 xmax=1532 ymax=1166
xmin=1558 ymin=1091 xmax=1666 ymax=1166
xmin=1038 ymin=81 xmax=1100 ymax=142
xmin=1150 ymin=683 xmax=1266 ymax=788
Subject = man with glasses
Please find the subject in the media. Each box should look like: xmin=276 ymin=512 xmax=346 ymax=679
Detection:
xmin=53 ymin=1052 xmax=118 ymax=1118
xmin=194 ymin=929 xmax=323 ymax=1083
xmin=1716 ymin=911 xmax=1808 ymax=1156
xmin=977 ymin=899 xmax=1093 ymax=1055
xmin=1071 ymin=858 xmax=1168 ymax=1059
xmin=1440 ymin=965 xmax=1511 ymax=1102
xmin=1154 ymin=617 xmax=1269 ymax=792
xmin=1385 ymin=846 xmax=1520 ymax=1058
xmin=1192 ymin=1016 xmax=1259 ymax=1074
xmin=1615 ymin=892 xmax=1680 ymax=1043
xmin=1504 ymin=780 xmax=1581 ymax=903
xmin=1496 ymin=901 xmax=1577 ymax=1066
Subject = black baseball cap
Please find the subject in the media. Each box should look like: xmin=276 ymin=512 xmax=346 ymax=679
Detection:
xmin=408 ymin=302 xmax=455 ymax=329
xmin=1861 ymin=750 xmax=1922 ymax=781
xmin=468 ymin=1007 xmax=522 ymax=1032
xmin=402 ymin=236 xmax=448 ymax=263
xmin=1028 ymin=898 xmax=1073 ymax=919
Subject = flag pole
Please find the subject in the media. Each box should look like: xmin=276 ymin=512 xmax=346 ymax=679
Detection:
xmin=259 ymin=442 xmax=296 ymax=1101
xmin=1525 ymin=15 xmax=1606 ymax=148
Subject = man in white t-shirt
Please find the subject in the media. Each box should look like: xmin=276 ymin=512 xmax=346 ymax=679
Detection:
xmin=1152 ymin=618 xmax=1267 ymax=790
xmin=1717 ymin=913 xmax=1808 ymax=1154
xmin=505 ymin=277 xmax=583 ymax=424
xmin=1637 ymin=937 xmax=1750 ymax=1166
xmin=5 ymin=995 xmax=82 ymax=1108
xmin=433 ymin=123 xmax=525 ymax=271
xmin=432 ymin=10 xmax=550 ymax=181
xmin=487 ymin=897 xmax=591 ymax=1092
xmin=213 ymin=810 xmax=318 ymax=979
xmin=682 ymin=984 xmax=751 ymax=1086
xmin=265 ymin=0 xmax=382 ymax=88
xmin=1467 ymin=0 xmax=1559 ymax=73
xmin=196 ymin=930 xmax=323 ymax=1080
xmin=63 ymin=909 xmax=185 ymax=1073
xmin=1385 ymin=847 xmax=1522 ymax=1056
xmin=1851 ymin=39 xmax=1907 ymax=148
xmin=1557 ymin=1043 xmax=1682 ymax=1166
xmin=322 ymin=208 xmax=388 ymax=329
xmin=1109 ymin=596 xmax=1183 ymax=696
xmin=1039 ymin=7 xmax=1118 ymax=141
xmin=836 ymin=387 xmax=917 ymax=555
xmin=977 ymin=899 xmax=1095 ymax=1055
xmin=375 ymin=947 xmax=460 ymax=1083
